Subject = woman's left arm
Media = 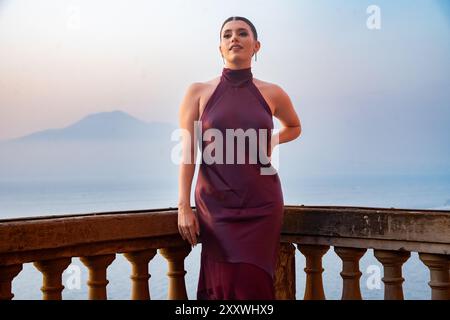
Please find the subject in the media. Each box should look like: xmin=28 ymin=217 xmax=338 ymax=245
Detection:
xmin=270 ymin=85 xmax=302 ymax=154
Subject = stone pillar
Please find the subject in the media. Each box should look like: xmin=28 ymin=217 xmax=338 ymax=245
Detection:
xmin=374 ymin=249 xmax=410 ymax=300
xmin=297 ymin=244 xmax=329 ymax=300
xmin=34 ymin=258 xmax=72 ymax=300
xmin=80 ymin=254 xmax=115 ymax=300
xmin=274 ymin=242 xmax=296 ymax=300
xmin=159 ymin=245 xmax=192 ymax=300
xmin=0 ymin=264 xmax=22 ymax=300
xmin=334 ymin=247 xmax=366 ymax=300
xmin=419 ymin=253 xmax=450 ymax=300
xmin=124 ymin=249 xmax=157 ymax=300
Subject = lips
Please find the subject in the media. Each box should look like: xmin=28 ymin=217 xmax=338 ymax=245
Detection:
xmin=230 ymin=45 xmax=243 ymax=50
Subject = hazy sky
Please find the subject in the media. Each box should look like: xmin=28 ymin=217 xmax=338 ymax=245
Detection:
xmin=0 ymin=0 xmax=449 ymax=174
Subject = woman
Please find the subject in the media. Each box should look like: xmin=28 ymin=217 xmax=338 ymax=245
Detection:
xmin=177 ymin=16 xmax=301 ymax=300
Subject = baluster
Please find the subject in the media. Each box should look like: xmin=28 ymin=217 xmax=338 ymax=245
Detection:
xmin=34 ymin=258 xmax=72 ymax=300
xmin=159 ymin=245 xmax=191 ymax=300
xmin=297 ymin=244 xmax=329 ymax=300
xmin=274 ymin=242 xmax=296 ymax=300
xmin=0 ymin=264 xmax=22 ymax=300
xmin=334 ymin=247 xmax=366 ymax=300
xmin=419 ymin=253 xmax=450 ymax=300
xmin=80 ymin=254 xmax=115 ymax=300
xmin=124 ymin=249 xmax=157 ymax=300
xmin=374 ymin=249 xmax=410 ymax=300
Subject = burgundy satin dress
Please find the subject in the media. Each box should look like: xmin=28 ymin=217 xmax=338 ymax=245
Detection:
xmin=194 ymin=67 xmax=284 ymax=300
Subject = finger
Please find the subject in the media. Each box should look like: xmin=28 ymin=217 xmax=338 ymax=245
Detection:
xmin=178 ymin=214 xmax=186 ymax=239
xmin=185 ymin=229 xmax=193 ymax=246
xmin=178 ymin=224 xmax=183 ymax=237
xmin=194 ymin=216 xmax=200 ymax=236
xmin=188 ymin=226 xmax=197 ymax=246
xmin=182 ymin=224 xmax=192 ymax=245
xmin=181 ymin=227 xmax=187 ymax=240
xmin=177 ymin=224 xmax=182 ymax=239
xmin=178 ymin=224 xmax=183 ymax=238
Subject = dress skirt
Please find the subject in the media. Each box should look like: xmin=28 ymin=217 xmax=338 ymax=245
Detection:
xmin=197 ymin=252 xmax=275 ymax=300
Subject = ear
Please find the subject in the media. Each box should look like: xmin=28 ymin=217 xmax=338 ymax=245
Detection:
xmin=219 ymin=45 xmax=224 ymax=56
xmin=254 ymin=40 xmax=261 ymax=53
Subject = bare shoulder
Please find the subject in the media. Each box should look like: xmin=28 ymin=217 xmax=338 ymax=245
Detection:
xmin=197 ymin=77 xmax=221 ymax=120
xmin=180 ymin=77 xmax=220 ymax=118
xmin=186 ymin=77 xmax=220 ymax=98
xmin=253 ymin=78 xmax=291 ymax=116
xmin=253 ymin=78 xmax=288 ymax=97
xmin=253 ymin=78 xmax=300 ymax=129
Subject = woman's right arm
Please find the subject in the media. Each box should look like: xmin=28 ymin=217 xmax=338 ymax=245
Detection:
xmin=177 ymin=83 xmax=201 ymax=247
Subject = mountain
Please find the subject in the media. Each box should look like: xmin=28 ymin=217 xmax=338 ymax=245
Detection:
xmin=9 ymin=110 xmax=177 ymax=142
xmin=0 ymin=110 xmax=181 ymax=181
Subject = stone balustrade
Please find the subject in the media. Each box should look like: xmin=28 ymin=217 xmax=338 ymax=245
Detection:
xmin=275 ymin=205 xmax=450 ymax=300
xmin=0 ymin=205 xmax=449 ymax=300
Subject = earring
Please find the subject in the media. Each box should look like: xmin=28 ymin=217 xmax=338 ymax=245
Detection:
xmin=254 ymin=52 xmax=257 ymax=62
xmin=222 ymin=56 xmax=225 ymax=64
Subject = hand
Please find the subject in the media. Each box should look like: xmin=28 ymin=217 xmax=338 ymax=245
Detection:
xmin=268 ymin=138 xmax=277 ymax=162
xmin=177 ymin=204 xmax=200 ymax=247
xmin=268 ymin=143 xmax=273 ymax=162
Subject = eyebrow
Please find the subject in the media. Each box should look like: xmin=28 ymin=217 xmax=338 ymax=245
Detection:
xmin=222 ymin=28 xmax=249 ymax=34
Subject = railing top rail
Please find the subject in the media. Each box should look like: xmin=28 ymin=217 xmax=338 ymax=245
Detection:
xmin=284 ymin=204 xmax=450 ymax=215
xmin=0 ymin=206 xmax=179 ymax=223
xmin=282 ymin=206 xmax=450 ymax=245
xmin=1 ymin=205 xmax=449 ymax=256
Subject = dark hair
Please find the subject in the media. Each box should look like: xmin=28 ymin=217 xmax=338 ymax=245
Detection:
xmin=220 ymin=16 xmax=258 ymax=41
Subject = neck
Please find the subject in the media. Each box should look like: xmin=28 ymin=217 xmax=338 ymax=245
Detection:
xmin=224 ymin=61 xmax=252 ymax=70
xmin=221 ymin=64 xmax=253 ymax=88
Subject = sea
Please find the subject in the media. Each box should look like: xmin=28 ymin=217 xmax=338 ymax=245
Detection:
xmin=1 ymin=173 xmax=449 ymax=300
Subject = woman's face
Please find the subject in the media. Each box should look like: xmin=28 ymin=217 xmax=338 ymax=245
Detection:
xmin=219 ymin=20 xmax=260 ymax=65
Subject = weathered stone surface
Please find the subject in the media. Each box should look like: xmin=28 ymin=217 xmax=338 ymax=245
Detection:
xmin=282 ymin=206 xmax=450 ymax=245
xmin=0 ymin=208 xmax=180 ymax=253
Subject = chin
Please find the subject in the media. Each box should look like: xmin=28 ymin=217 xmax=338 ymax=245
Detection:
xmin=229 ymin=55 xmax=247 ymax=63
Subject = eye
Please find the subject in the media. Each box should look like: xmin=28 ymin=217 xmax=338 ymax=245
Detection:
xmin=223 ymin=34 xmax=231 ymax=39
xmin=240 ymin=32 xmax=248 ymax=36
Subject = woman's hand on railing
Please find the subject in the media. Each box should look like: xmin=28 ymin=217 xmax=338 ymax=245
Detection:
xmin=177 ymin=204 xmax=200 ymax=247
